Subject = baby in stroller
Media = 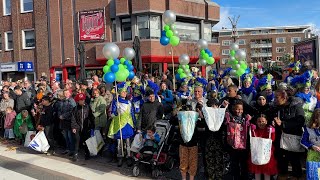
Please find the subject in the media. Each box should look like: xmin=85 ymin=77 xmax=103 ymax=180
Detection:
xmin=136 ymin=126 xmax=160 ymax=160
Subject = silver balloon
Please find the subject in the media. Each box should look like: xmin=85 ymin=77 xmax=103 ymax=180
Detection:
xmin=181 ymin=65 xmax=186 ymax=70
xmin=184 ymin=69 xmax=191 ymax=73
xmin=230 ymin=69 xmax=237 ymax=76
xmin=170 ymin=24 xmax=176 ymax=30
xmin=162 ymin=10 xmax=176 ymax=25
xmin=235 ymin=49 xmax=246 ymax=60
xmin=230 ymin=56 xmax=236 ymax=61
xmin=102 ymin=43 xmax=120 ymax=59
xmin=173 ymin=30 xmax=179 ymax=36
xmin=198 ymin=59 xmax=207 ymax=66
xmin=235 ymin=64 xmax=240 ymax=70
xmin=230 ymin=43 xmax=239 ymax=51
xmin=187 ymin=73 xmax=193 ymax=77
xmin=197 ymin=39 xmax=208 ymax=50
xmin=179 ymin=54 xmax=190 ymax=65
xmin=123 ymin=47 xmax=136 ymax=60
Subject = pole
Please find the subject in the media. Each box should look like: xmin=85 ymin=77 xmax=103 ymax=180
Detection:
xmin=171 ymin=46 xmax=176 ymax=92
xmin=115 ymin=82 xmax=124 ymax=157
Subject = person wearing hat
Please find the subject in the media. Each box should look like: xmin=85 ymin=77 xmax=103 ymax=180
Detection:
xmin=176 ymin=80 xmax=191 ymax=102
xmin=37 ymin=95 xmax=55 ymax=155
xmin=108 ymin=82 xmax=135 ymax=166
xmin=80 ymin=80 xmax=92 ymax=105
xmin=132 ymin=88 xmax=144 ymax=128
xmin=257 ymin=74 xmax=275 ymax=104
xmin=239 ymin=74 xmax=257 ymax=105
xmin=71 ymin=93 xmax=94 ymax=161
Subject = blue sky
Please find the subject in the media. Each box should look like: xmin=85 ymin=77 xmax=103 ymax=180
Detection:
xmin=213 ymin=0 xmax=320 ymax=30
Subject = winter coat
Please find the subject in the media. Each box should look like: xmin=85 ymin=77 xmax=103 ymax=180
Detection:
xmin=138 ymin=101 xmax=163 ymax=131
xmin=71 ymin=104 xmax=94 ymax=132
xmin=0 ymin=98 xmax=14 ymax=112
xmin=4 ymin=111 xmax=16 ymax=129
xmin=90 ymin=95 xmax=107 ymax=128
xmin=15 ymin=92 xmax=32 ymax=113
xmin=58 ymin=98 xmax=77 ymax=130
xmin=13 ymin=113 xmax=34 ymax=139
xmin=39 ymin=104 xmax=55 ymax=127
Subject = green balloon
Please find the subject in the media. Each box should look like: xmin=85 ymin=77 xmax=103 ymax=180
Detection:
xmin=236 ymin=68 xmax=245 ymax=77
xmin=230 ymin=50 xmax=236 ymax=57
xmin=128 ymin=60 xmax=132 ymax=65
xmin=231 ymin=64 xmax=238 ymax=69
xmin=118 ymin=64 xmax=124 ymax=70
xmin=207 ymin=57 xmax=214 ymax=65
xmin=233 ymin=60 xmax=239 ymax=65
xmin=103 ymin=65 xmax=110 ymax=73
xmin=240 ymin=63 xmax=247 ymax=69
xmin=164 ymin=25 xmax=170 ymax=31
xmin=124 ymin=69 xmax=130 ymax=77
xmin=180 ymin=73 xmax=187 ymax=79
xmin=107 ymin=60 xmax=114 ymax=66
xmin=120 ymin=58 xmax=126 ymax=64
xmin=177 ymin=68 xmax=184 ymax=74
xmin=185 ymin=65 xmax=189 ymax=70
xmin=170 ymin=36 xmax=180 ymax=47
xmin=179 ymin=65 xmax=183 ymax=69
xmin=203 ymin=53 xmax=209 ymax=60
xmin=166 ymin=30 xmax=173 ymax=38
xmin=200 ymin=50 xmax=206 ymax=56
xmin=115 ymin=70 xmax=127 ymax=82
xmin=181 ymin=65 xmax=186 ymax=69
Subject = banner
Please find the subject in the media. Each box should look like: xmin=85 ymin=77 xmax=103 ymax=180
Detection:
xmin=79 ymin=9 xmax=105 ymax=41
xmin=294 ymin=39 xmax=316 ymax=65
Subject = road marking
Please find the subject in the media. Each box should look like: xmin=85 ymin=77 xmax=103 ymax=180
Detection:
xmin=0 ymin=166 xmax=37 ymax=180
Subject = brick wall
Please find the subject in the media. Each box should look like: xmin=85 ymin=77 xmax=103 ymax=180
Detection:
xmin=170 ymin=0 xmax=205 ymax=19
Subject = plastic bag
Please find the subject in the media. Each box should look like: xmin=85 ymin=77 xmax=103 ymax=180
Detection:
xmin=202 ymin=106 xmax=226 ymax=132
xmin=28 ymin=131 xmax=50 ymax=152
xmin=250 ymin=127 xmax=272 ymax=165
xmin=130 ymin=133 xmax=143 ymax=153
xmin=86 ymin=130 xmax=105 ymax=156
xmin=24 ymin=131 xmax=36 ymax=147
xmin=177 ymin=111 xmax=199 ymax=143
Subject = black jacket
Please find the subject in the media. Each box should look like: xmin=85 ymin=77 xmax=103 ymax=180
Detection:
xmin=71 ymin=104 xmax=94 ymax=132
xmin=15 ymin=92 xmax=31 ymax=113
xmin=58 ymin=98 xmax=76 ymax=130
xmin=39 ymin=104 xmax=55 ymax=127
xmin=219 ymin=96 xmax=255 ymax=115
xmin=138 ymin=101 xmax=163 ymax=131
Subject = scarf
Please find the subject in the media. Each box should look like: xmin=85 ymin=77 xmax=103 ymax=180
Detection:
xmin=296 ymin=92 xmax=312 ymax=103
xmin=132 ymin=96 xmax=142 ymax=103
xmin=241 ymin=85 xmax=256 ymax=96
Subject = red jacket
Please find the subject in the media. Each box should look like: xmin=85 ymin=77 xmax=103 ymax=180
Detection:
xmin=4 ymin=111 xmax=16 ymax=129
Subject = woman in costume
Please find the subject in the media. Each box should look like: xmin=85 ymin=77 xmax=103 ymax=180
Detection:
xmin=257 ymin=74 xmax=274 ymax=104
xmin=239 ymin=73 xmax=257 ymax=105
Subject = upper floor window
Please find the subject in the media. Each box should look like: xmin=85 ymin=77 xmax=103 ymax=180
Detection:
xmin=137 ymin=15 xmax=161 ymax=39
xmin=3 ymin=0 xmax=11 ymax=15
xmin=222 ymin=40 xmax=231 ymax=46
xmin=203 ymin=23 xmax=212 ymax=42
xmin=111 ymin=19 xmax=117 ymax=42
xmin=276 ymin=37 xmax=286 ymax=43
xmin=219 ymin=32 xmax=232 ymax=36
xmin=222 ymin=49 xmax=230 ymax=55
xmin=175 ymin=21 xmax=200 ymax=41
xmin=237 ymin=31 xmax=244 ymax=35
xmin=276 ymin=29 xmax=284 ymax=33
xmin=5 ymin=31 xmax=13 ymax=50
xmin=238 ymin=39 xmax=246 ymax=45
xmin=261 ymin=30 xmax=270 ymax=34
xmin=22 ymin=29 xmax=35 ymax=49
xmin=251 ymin=31 xmax=259 ymax=35
xmin=291 ymin=37 xmax=301 ymax=43
xmin=121 ymin=18 xmax=132 ymax=41
xmin=21 ymin=0 xmax=33 ymax=13
xmin=0 ymin=34 xmax=2 ymax=51
xmin=276 ymin=47 xmax=286 ymax=53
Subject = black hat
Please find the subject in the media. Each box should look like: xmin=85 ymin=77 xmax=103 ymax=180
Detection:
xmin=80 ymin=80 xmax=88 ymax=86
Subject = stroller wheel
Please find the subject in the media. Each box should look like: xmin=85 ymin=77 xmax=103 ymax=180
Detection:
xmin=165 ymin=157 xmax=175 ymax=170
xmin=152 ymin=169 xmax=160 ymax=178
xmin=132 ymin=166 xmax=140 ymax=177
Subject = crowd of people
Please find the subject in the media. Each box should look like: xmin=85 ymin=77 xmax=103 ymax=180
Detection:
xmin=0 ymin=60 xmax=319 ymax=180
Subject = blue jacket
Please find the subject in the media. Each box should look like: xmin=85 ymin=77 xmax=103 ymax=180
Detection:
xmin=160 ymin=90 xmax=173 ymax=105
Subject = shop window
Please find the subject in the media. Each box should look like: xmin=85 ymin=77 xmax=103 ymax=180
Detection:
xmin=175 ymin=21 xmax=200 ymax=41
xmin=22 ymin=29 xmax=35 ymax=49
xmin=3 ymin=0 xmax=11 ymax=15
xmin=137 ymin=15 xmax=149 ymax=39
xmin=111 ymin=19 xmax=117 ymax=42
xmin=203 ymin=23 xmax=212 ymax=42
xmin=21 ymin=0 xmax=33 ymax=13
xmin=121 ymin=18 xmax=132 ymax=41
xmin=5 ymin=31 xmax=13 ymax=50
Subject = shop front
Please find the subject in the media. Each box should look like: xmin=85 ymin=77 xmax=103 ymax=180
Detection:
xmin=1 ymin=62 xmax=35 ymax=82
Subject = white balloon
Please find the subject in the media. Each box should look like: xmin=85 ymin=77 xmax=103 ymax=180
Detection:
xmin=179 ymin=54 xmax=190 ymax=65
xmin=230 ymin=43 xmax=239 ymax=51
xmin=258 ymin=69 xmax=264 ymax=75
xmin=184 ymin=69 xmax=191 ymax=73
xmin=198 ymin=59 xmax=207 ymax=66
xmin=230 ymin=70 xmax=237 ymax=76
xmin=102 ymin=43 xmax=120 ymax=59
xmin=163 ymin=10 xmax=176 ymax=25
xmin=197 ymin=39 xmax=208 ymax=50
xmin=235 ymin=64 xmax=240 ymax=70
xmin=123 ymin=47 xmax=136 ymax=61
xmin=235 ymin=50 xmax=246 ymax=60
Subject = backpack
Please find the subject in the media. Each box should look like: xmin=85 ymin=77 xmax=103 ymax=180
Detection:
xmin=225 ymin=112 xmax=250 ymax=149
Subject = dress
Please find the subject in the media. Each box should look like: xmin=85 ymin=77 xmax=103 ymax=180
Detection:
xmin=248 ymin=125 xmax=278 ymax=175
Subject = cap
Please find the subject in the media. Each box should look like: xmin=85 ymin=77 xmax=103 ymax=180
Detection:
xmin=74 ymin=93 xmax=86 ymax=102
xmin=80 ymin=80 xmax=88 ymax=86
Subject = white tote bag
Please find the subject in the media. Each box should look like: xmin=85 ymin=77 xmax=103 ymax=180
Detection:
xmin=28 ymin=131 xmax=50 ymax=152
xmin=250 ymin=127 xmax=272 ymax=165
xmin=24 ymin=131 xmax=36 ymax=147
xmin=130 ymin=133 xmax=143 ymax=153
xmin=86 ymin=130 xmax=105 ymax=156
xmin=177 ymin=111 xmax=199 ymax=143
xmin=202 ymin=106 xmax=227 ymax=132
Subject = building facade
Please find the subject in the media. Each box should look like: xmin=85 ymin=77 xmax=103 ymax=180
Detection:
xmin=214 ymin=25 xmax=311 ymax=67
xmin=0 ymin=0 xmax=220 ymax=82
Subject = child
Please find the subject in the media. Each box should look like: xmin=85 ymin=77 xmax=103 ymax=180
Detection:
xmin=248 ymin=114 xmax=277 ymax=180
xmin=4 ymin=107 xmax=16 ymax=140
xmin=13 ymin=110 xmax=34 ymax=144
xmin=225 ymin=100 xmax=251 ymax=180
xmin=301 ymin=109 xmax=320 ymax=179
xmin=136 ymin=126 xmax=160 ymax=159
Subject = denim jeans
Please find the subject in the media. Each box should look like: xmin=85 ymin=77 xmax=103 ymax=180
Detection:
xmin=44 ymin=125 xmax=55 ymax=151
xmin=62 ymin=129 xmax=74 ymax=152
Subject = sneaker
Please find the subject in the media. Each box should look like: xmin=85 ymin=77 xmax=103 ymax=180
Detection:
xmin=61 ymin=150 xmax=69 ymax=155
xmin=72 ymin=154 xmax=79 ymax=162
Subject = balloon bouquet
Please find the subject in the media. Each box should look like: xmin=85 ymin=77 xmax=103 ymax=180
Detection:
xmin=227 ymin=43 xmax=248 ymax=78
xmin=160 ymin=10 xmax=180 ymax=47
xmin=177 ymin=54 xmax=192 ymax=79
xmin=197 ymin=39 xmax=215 ymax=65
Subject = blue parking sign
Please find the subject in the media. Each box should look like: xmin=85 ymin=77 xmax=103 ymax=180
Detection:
xmin=18 ymin=62 xmax=33 ymax=72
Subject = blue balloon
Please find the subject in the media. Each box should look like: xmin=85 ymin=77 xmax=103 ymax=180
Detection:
xmin=245 ymin=68 xmax=250 ymax=74
xmin=160 ymin=36 xmax=170 ymax=46
xmin=124 ymin=60 xmax=129 ymax=66
xmin=175 ymin=73 xmax=181 ymax=81
xmin=127 ymin=64 xmax=134 ymax=71
xmin=128 ymin=71 xmax=135 ymax=80
xmin=104 ymin=72 xmax=115 ymax=83
xmin=205 ymin=49 xmax=210 ymax=53
xmin=208 ymin=51 xmax=213 ymax=57
xmin=111 ymin=64 xmax=119 ymax=73
xmin=161 ymin=30 xmax=166 ymax=36
xmin=114 ymin=59 xmax=120 ymax=65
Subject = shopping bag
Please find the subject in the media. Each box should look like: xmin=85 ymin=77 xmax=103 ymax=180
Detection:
xmin=130 ymin=133 xmax=143 ymax=152
xmin=280 ymin=133 xmax=304 ymax=152
xmin=85 ymin=130 xmax=105 ymax=156
xmin=177 ymin=111 xmax=199 ymax=143
xmin=202 ymin=106 xmax=226 ymax=132
xmin=249 ymin=127 xmax=272 ymax=165
xmin=24 ymin=131 xmax=36 ymax=147
xmin=28 ymin=131 xmax=50 ymax=152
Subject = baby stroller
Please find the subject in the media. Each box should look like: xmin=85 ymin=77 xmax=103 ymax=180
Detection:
xmin=132 ymin=120 xmax=175 ymax=178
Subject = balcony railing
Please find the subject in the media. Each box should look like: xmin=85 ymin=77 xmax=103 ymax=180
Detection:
xmin=250 ymin=43 xmax=272 ymax=48
xmin=251 ymin=53 xmax=273 ymax=58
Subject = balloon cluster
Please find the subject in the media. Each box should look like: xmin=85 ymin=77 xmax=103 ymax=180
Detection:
xmin=177 ymin=54 xmax=192 ymax=79
xmin=102 ymin=43 xmax=136 ymax=83
xmin=197 ymin=39 xmax=215 ymax=65
xmin=227 ymin=43 xmax=248 ymax=77
xmin=160 ymin=10 xmax=180 ymax=47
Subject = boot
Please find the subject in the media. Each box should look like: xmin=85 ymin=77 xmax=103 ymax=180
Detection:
xmin=72 ymin=153 xmax=78 ymax=162
xmin=117 ymin=157 xmax=123 ymax=167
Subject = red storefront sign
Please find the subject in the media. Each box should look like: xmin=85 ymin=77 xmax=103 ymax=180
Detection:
xmin=79 ymin=9 xmax=105 ymax=41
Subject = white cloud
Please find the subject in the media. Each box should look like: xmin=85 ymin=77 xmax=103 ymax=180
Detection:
xmin=213 ymin=7 xmax=231 ymax=30
xmin=307 ymin=23 xmax=320 ymax=36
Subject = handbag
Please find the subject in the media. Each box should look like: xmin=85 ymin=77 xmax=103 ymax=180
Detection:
xmin=280 ymin=132 xmax=305 ymax=152
xmin=202 ymin=106 xmax=227 ymax=132
xmin=226 ymin=112 xmax=249 ymax=149
xmin=249 ymin=127 xmax=272 ymax=165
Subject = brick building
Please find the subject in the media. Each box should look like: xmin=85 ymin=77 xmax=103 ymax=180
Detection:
xmin=0 ymin=0 xmax=220 ymax=82
xmin=213 ymin=25 xmax=311 ymax=68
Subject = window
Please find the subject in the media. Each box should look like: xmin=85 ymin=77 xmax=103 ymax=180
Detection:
xmin=291 ymin=37 xmax=301 ymax=43
xmin=276 ymin=37 xmax=286 ymax=43
xmin=22 ymin=29 xmax=35 ymax=49
xmin=251 ymin=31 xmax=259 ymax=35
xmin=237 ymin=31 xmax=244 ymax=35
xmin=261 ymin=30 xmax=270 ymax=34
xmin=175 ymin=21 xmax=200 ymax=41
xmin=276 ymin=47 xmax=286 ymax=53
xmin=5 ymin=32 xmax=13 ymax=50
xmin=203 ymin=23 xmax=212 ymax=42
xmin=111 ymin=19 xmax=117 ymax=42
xmin=137 ymin=16 xmax=149 ymax=39
xmin=21 ymin=0 xmax=33 ymax=13
xmin=3 ymin=0 xmax=11 ymax=15
xmin=221 ymin=58 xmax=228 ymax=65
xmin=220 ymin=32 xmax=232 ymax=36
xmin=238 ymin=39 xmax=246 ymax=45
xmin=0 ymin=34 xmax=2 ymax=50
xmin=222 ymin=40 xmax=231 ymax=46
xmin=149 ymin=16 xmax=160 ymax=39
xmin=276 ymin=56 xmax=282 ymax=61
xmin=222 ymin=49 xmax=230 ymax=55
xmin=121 ymin=18 xmax=132 ymax=41
xmin=276 ymin=29 xmax=284 ymax=33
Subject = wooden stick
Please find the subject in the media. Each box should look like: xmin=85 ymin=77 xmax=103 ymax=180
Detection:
xmin=115 ymin=82 xmax=124 ymax=157
xmin=171 ymin=46 xmax=176 ymax=92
